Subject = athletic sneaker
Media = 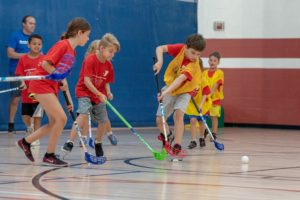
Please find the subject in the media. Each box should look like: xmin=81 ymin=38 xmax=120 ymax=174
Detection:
xmin=204 ymin=129 xmax=208 ymax=139
xmin=199 ymin=138 xmax=206 ymax=147
xmin=188 ymin=141 xmax=197 ymax=149
xmin=172 ymin=144 xmax=182 ymax=155
xmin=158 ymin=131 xmax=174 ymax=145
xmin=43 ymin=153 xmax=68 ymax=167
xmin=210 ymin=133 xmax=217 ymax=142
xmin=107 ymin=133 xmax=118 ymax=146
xmin=62 ymin=141 xmax=74 ymax=153
xmin=94 ymin=141 xmax=104 ymax=157
xmin=79 ymin=136 xmax=88 ymax=147
xmin=8 ymin=123 xmax=16 ymax=134
xmin=17 ymin=138 xmax=34 ymax=162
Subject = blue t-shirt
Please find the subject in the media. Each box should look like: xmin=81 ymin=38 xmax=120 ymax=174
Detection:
xmin=6 ymin=30 xmax=30 ymax=74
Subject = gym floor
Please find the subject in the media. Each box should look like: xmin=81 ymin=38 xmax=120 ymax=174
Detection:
xmin=0 ymin=127 xmax=299 ymax=199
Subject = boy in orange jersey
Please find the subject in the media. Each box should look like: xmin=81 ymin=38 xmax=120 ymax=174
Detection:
xmin=15 ymin=34 xmax=44 ymax=146
xmin=202 ymin=52 xmax=224 ymax=140
xmin=62 ymin=33 xmax=120 ymax=157
xmin=153 ymin=34 xmax=206 ymax=155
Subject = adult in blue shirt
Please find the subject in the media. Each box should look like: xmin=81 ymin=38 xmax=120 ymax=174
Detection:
xmin=6 ymin=15 xmax=36 ymax=134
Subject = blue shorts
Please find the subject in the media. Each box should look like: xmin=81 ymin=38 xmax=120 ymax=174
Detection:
xmin=188 ymin=114 xmax=209 ymax=122
xmin=9 ymin=72 xmax=21 ymax=97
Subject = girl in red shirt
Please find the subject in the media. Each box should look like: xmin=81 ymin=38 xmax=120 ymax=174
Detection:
xmin=17 ymin=17 xmax=91 ymax=166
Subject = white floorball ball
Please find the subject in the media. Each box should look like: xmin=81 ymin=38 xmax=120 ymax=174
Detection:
xmin=241 ymin=155 xmax=249 ymax=164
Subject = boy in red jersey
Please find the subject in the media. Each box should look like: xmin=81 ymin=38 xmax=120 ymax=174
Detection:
xmin=153 ymin=34 xmax=206 ymax=156
xmin=17 ymin=18 xmax=91 ymax=166
xmin=62 ymin=33 xmax=120 ymax=157
xmin=15 ymin=34 xmax=44 ymax=146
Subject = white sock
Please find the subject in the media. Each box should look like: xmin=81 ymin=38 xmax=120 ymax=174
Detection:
xmin=106 ymin=131 xmax=113 ymax=136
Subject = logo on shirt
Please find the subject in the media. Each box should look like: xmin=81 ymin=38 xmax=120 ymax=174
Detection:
xmin=19 ymin=40 xmax=28 ymax=45
xmin=102 ymin=70 xmax=109 ymax=77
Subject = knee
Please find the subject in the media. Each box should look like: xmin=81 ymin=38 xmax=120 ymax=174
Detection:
xmin=173 ymin=110 xmax=184 ymax=121
xmin=190 ymin=118 xmax=197 ymax=126
xmin=156 ymin=116 xmax=162 ymax=126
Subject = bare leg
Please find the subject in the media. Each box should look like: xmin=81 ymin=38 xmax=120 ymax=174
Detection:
xmin=156 ymin=116 xmax=170 ymax=134
xmin=9 ymin=96 xmax=20 ymax=123
xmin=189 ymin=118 xmax=198 ymax=141
xmin=211 ymin=116 xmax=218 ymax=134
xmin=173 ymin=109 xmax=185 ymax=145
xmin=68 ymin=114 xmax=88 ymax=141
xmin=95 ymin=122 xmax=106 ymax=142
xmin=25 ymin=94 xmax=67 ymax=153
xmin=22 ymin=115 xmax=32 ymax=128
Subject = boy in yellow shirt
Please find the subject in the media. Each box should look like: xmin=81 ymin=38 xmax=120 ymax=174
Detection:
xmin=202 ymin=52 xmax=224 ymax=140
xmin=185 ymin=59 xmax=212 ymax=149
xmin=153 ymin=34 xmax=206 ymax=155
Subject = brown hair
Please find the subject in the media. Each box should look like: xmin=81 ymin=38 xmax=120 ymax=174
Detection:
xmin=209 ymin=51 xmax=221 ymax=60
xmin=61 ymin=17 xmax=91 ymax=40
xmin=186 ymin=34 xmax=206 ymax=52
xmin=99 ymin=33 xmax=120 ymax=51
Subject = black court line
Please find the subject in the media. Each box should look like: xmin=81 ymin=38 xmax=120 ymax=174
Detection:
xmin=32 ymin=163 xmax=83 ymax=200
xmin=123 ymin=156 xmax=300 ymax=181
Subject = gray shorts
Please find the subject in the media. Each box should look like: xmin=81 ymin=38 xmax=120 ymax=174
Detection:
xmin=156 ymin=86 xmax=191 ymax=118
xmin=77 ymin=97 xmax=108 ymax=123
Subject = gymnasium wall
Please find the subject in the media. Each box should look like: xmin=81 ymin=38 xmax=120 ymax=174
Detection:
xmin=198 ymin=0 xmax=300 ymax=126
xmin=0 ymin=0 xmax=198 ymax=130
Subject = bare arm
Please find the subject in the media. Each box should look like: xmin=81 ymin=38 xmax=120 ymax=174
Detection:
xmin=158 ymin=74 xmax=187 ymax=101
xmin=210 ymin=83 xmax=219 ymax=96
xmin=153 ymin=45 xmax=168 ymax=74
xmin=84 ymin=76 xmax=107 ymax=102
xmin=105 ymin=83 xmax=113 ymax=100
xmin=7 ymin=47 xmax=26 ymax=59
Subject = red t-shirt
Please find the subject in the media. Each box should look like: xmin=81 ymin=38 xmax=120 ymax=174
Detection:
xmin=167 ymin=43 xmax=192 ymax=81
xmin=75 ymin=54 xmax=114 ymax=104
xmin=28 ymin=40 xmax=76 ymax=94
xmin=15 ymin=54 xmax=44 ymax=103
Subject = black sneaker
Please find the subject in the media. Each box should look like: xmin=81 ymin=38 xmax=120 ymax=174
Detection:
xmin=61 ymin=141 xmax=74 ymax=153
xmin=167 ymin=131 xmax=174 ymax=145
xmin=199 ymin=138 xmax=206 ymax=147
xmin=204 ymin=129 xmax=208 ymax=139
xmin=172 ymin=144 xmax=182 ymax=155
xmin=158 ymin=131 xmax=174 ymax=145
xmin=8 ymin=123 xmax=16 ymax=134
xmin=94 ymin=141 xmax=104 ymax=157
xmin=188 ymin=141 xmax=197 ymax=149
xmin=17 ymin=138 xmax=34 ymax=162
xmin=210 ymin=133 xmax=217 ymax=142
xmin=43 ymin=153 xmax=68 ymax=166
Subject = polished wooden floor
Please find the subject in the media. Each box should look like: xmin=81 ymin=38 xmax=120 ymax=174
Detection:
xmin=0 ymin=127 xmax=299 ymax=200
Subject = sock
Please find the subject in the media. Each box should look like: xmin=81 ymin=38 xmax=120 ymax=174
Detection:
xmin=8 ymin=123 xmax=14 ymax=129
xmin=45 ymin=152 xmax=55 ymax=158
xmin=94 ymin=139 xmax=102 ymax=144
xmin=67 ymin=140 xmax=74 ymax=144
xmin=106 ymin=131 xmax=113 ymax=136
xmin=22 ymin=138 xmax=30 ymax=146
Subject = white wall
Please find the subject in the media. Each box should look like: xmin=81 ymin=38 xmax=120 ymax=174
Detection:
xmin=198 ymin=0 xmax=300 ymax=39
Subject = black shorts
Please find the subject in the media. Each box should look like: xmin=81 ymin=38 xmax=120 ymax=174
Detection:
xmin=21 ymin=103 xmax=40 ymax=117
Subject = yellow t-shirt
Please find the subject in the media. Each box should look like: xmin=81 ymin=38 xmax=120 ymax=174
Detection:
xmin=164 ymin=47 xmax=201 ymax=96
xmin=202 ymin=69 xmax=224 ymax=103
xmin=186 ymin=75 xmax=212 ymax=115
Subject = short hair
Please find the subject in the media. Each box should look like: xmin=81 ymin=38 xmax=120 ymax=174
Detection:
xmin=99 ymin=33 xmax=120 ymax=51
xmin=28 ymin=34 xmax=43 ymax=43
xmin=61 ymin=17 xmax=91 ymax=40
xmin=186 ymin=34 xmax=206 ymax=52
xmin=209 ymin=51 xmax=221 ymax=60
xmin=22 ymin=15 xmax=34 ymax=24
